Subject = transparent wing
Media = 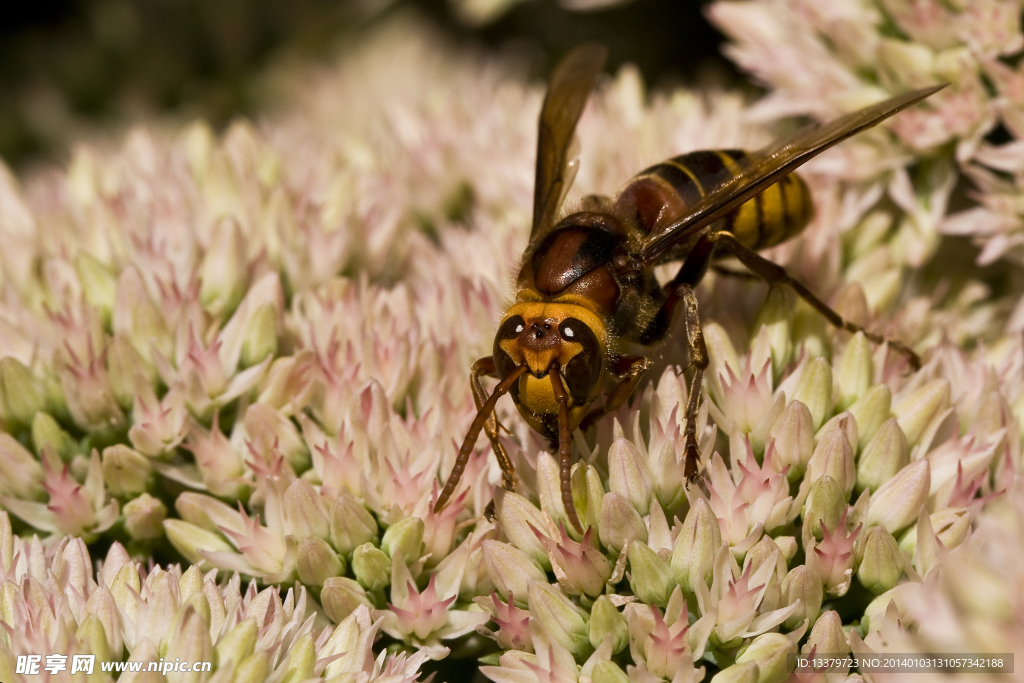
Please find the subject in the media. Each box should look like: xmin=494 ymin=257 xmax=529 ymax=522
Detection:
xmin=532 ymin=43 xmax=609 ymax=238
xmin=638 ymin=84 xmax=946 ymax=265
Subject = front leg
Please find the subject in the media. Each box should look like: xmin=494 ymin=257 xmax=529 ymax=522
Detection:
xmin=470 ymin=357 xmax=516 ymax=493
xmin=434 ymin=361 xmax=528 ymax=514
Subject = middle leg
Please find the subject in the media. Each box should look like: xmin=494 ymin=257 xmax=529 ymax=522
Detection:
xmin=637 ymin=232 xmax=715 ymax=481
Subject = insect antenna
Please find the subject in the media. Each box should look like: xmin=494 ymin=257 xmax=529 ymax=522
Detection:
xmin=434 ymin=364 xmax=529 ymax=514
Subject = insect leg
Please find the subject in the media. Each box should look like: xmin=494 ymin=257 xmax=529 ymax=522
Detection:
xmin=579 ymin=356 xmax=649 ymax=431
xmin=711 ymin=231 xmax=922 ymax=370
xmin=470 ymin=357 xmax=516 ymax=493
xmin=549 ymin=364 xmax=584 ymax=533
xmin=434 ymin=363 xmax=529 ymax=515
xmin=634 ymin=233 xmax=714 ymax=480
xmin=678 ymin=285 xmax=709 ymax=481
xmin=710 ymin=264 xmax=759 ymax=281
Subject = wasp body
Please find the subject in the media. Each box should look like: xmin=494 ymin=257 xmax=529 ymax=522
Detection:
xmin=434 ymin=44 xmax=942 ymax=532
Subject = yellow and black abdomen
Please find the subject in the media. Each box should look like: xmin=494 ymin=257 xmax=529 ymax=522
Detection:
xmin=618 ymin=149 xmax=813 ymax=252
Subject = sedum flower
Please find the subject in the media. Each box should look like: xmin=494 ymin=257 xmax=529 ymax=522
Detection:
xmin=477 ymin=591 xmax=533 ymax=652
xmin=537 ymin=524 xmax=612 ymax=598
xmin=377 ymin=551 xmax=488 ymax=659
xmin=806 ymin=509 xmax=861 ymax=597
xmin=0 ymin=14 xmax=1021 ymax=683
xmin=696 ymin=546 xmax=800 ymax=648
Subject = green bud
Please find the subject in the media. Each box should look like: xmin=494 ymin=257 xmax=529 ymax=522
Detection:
xmin=106 ymin=335 xmax=155 ymax=411
xmin=628 ymin=541 xmax=674 ymax=607
xmin=768 ymin=400 xmax=814 ymax=480
xmin=899 ymin=508 xmax=970 ymax=559
xmin=793 ymin=357 xmax=833 ymax=430
xmin=494 ymin=491 xmax=552 ymax=570
xmin=234 ymin=651 xmax=270 ymax=682
xmin=735 ymin=632 xmax=794 ymax=683
xmin=380 ymin=517 xmax=424 ymax=565
xmin=482 ymin=540 xmax=546 ymax=607
xmin=856 ymin=418 xmax=908 ymax=493
xmin=162 ymin=604 xmax=213 ymax=665
xmin=321 ymin=577 xmax=374 ymax=622
xmin=199 ymin=217 xmax=247 ymax=317
xmin=807 ymin=428 xmax=856 ymax=497
xmin=878 ymin=38 xmax=935 ymax=83
xmin=774 ymin=536 xmax=797 ymax=563
xmin=816 ymin=411 xmax=858 ymax=461
xmin=279 ymin=633 xmax=316 ymax=683
xmin=0 ymin=357 xmax=44 ymax=428
xmin=599 ymin=492 xmax=647 ymax=552
xmin=351 ymin=543 xmax=391 ymax=593
xmin=284 ymin=479 xmax=330 ymax=542
xmin=589 ymin=594 xmax=628 ymax=653
xmin=74 ymin=252 xmax=118 ymax=326
xmin=803 ymin=610 xmax=848 ymax=657
xmin=848 ymin=385 xmax=892 ymax=450
xmin=856 ymin=526 xmax=905 ymax=594
xmin=591 ymin=660 xmax=630 ymax=683
xmin=103 ymin=445 xmax=153 ymax=497
xmin=179 ymin=564 xmax=204 ymax=603
xmin=110 ymin=562 xmax=141 ymax=628
xmin=866 ymin=458 xmax=930 ymax=534
xmin=710 ymin=661 xmax=760 ymax=683
xmin=803 ymin=476 xmax=846 ymax=542
xmin=163 ymin=520 xmax=235 ymax=569
xmin=862 ymin=591 xmax=905 ymax=634
xmin=608 ymin=438 xmax=653 ymax=515
xmin=329 ymin=493 xmax=378 ymax=555
xmin=582 ymin=464 xmax=606 ymax=531
xmin=0 ymin=434 xmax=45 ymax=499
xmin=75 ymin=614 xmax=112 ymax=663
xmin=214 ymin=618 xmax=257 ymax=668
xmin=240 ymin=302 xmax=279 ymax=369
xmin=123 ymin=494 xmax=167 ymax=540
xmin=835 ymin=332 xmax=873 ymax=410
xmin=894 ymin=379 xmax=950 ymax=447
xmin=297 ymin=537 xmax=344 ymax=587
xmin=527 ymin=580 xmax=591 ymax=657
xmin=848 ymin=213 xmax=892 ymax=260
xmin=31 ymin=412 xmax=77 ymax=462
xmin=754 ymin=287 xmax=795 ymax=376
xmin=116 ymin=268 xmax=170 ymax=365
xmin=780 ymin=565 xmax=823 ymax=631
xmin=0 ymin=513 xmax=12 ymax=571
xmin=671 ymin=498 xmax=721 ymax=597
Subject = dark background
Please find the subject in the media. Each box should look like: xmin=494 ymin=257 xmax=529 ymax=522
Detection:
xmin=0 ymin=0 xmax=737 ymax=170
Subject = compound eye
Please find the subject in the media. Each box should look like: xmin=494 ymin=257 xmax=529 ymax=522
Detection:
xmin=493 ymin=315 xmax=525 ymax=386
xmin=558 ymin=320 xmax=580 ymax=341
xmin=559 ymin=318 xmax=602 ymax=404
xmin=497 ymin=315 xmax=525 ymax=340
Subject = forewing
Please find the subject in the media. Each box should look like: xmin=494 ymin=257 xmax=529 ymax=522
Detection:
xmin=532 ymin=43 xmax=609 ymax=238
xmin=638 ymin=84 xmax=946 ymax=265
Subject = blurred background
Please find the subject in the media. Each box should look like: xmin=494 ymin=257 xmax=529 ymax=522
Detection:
xmin=0 ymin=0 xmax=741 ymax=172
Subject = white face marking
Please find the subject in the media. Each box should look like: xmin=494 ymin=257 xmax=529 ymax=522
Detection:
xmin=515 ymin=323 xmax=524 ymax=333
xmin=563 ymin=326 xmax=574 ymax=338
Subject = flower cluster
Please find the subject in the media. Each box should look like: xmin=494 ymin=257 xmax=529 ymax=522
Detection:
xmin=0 ymin=14 xmax=1020 ymax=683
xmin=707 ymin=0 xmax=1024 ymax=340
xmin=0 ymin=511 xmax=426 ymax=682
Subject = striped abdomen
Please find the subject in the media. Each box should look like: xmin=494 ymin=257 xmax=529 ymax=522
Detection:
xmin=616 ymin=149 xmax=813 ymax=253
